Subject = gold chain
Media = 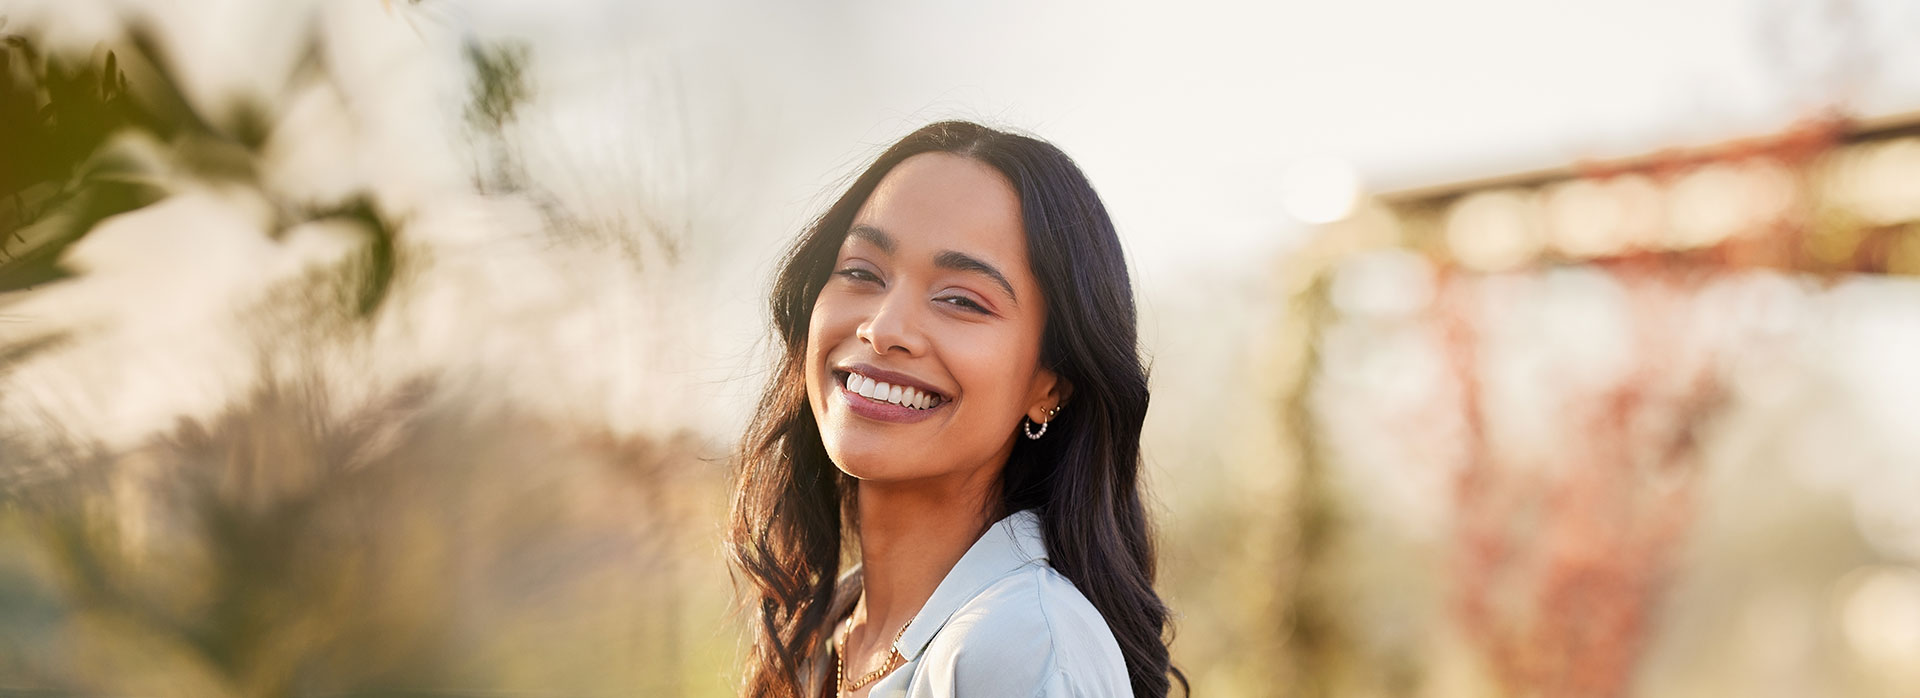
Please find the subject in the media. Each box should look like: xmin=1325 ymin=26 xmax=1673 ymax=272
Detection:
xmin=835 ymin=617 xmax=910 ymax=697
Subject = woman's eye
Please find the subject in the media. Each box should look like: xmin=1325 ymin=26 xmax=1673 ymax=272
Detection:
xmin=834 ymin=268 xmax=879 ymax=283
xmin=940 ymin=296 xmax=990 ymax=314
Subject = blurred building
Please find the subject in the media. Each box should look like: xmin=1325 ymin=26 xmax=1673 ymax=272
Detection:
xmin=1279 ymin=111 xmax=1920 ymax=697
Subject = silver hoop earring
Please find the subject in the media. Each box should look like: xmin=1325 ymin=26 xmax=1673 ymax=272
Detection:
xmin=1023 ymin=406 xmax=1062 ymax=441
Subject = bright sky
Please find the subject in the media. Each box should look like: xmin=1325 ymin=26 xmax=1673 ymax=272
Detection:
xmin=449 ymin=0 xmax=1920 ymax=436
xmin=12 ymin=0 xmax=1920 ymax=444
xmin=466 ymin=0 xmax=1920 ymax=275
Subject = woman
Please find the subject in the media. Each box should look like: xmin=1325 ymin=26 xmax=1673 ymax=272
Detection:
xmin=729 ymin=121 xmax=1183 ymax=698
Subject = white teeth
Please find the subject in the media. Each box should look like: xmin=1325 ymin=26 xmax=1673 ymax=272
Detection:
xmin=843 ymin=372 xmax=945 ymax=409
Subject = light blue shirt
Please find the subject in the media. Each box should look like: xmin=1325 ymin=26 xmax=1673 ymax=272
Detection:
xmin=809 ymin=509 xmax=1134 ymax=697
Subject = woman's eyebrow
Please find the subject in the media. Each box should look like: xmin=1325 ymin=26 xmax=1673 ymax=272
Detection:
xmin=847 ymin=224 xmax=894 ymax=254
xmin=848 ymin=223 xmax=1017 ymax=304
xmin=934 ymin=250 xmax=1017 ymax=304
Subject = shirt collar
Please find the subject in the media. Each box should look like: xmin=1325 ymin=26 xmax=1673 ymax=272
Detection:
xmin=892 ymin=508 xmax=1048 ymax=662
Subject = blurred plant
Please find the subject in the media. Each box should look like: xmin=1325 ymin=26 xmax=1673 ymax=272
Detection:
xmin=1278 ymin=273 xmax=1366 ymax=698
xmin=1310 ymin=103 xmax=1920 ymax=697
xmin=0 ymin=6 xmax=545 ymax=317
xmin=463 ymin=38 xmax=532 ymax=197
xmin=465 ymin=40 xmax=530 ymax=145
xmin=0 ymin=6 xmax=739 ymax=697
xmin=1438 ymin=262 xmax=1726 ymax=698
xmin=10 ymin=375 xmax=447 ymax=696
xmin=0 ymin=20 xmax=401 ymax=316
xmin=0 ymin=26 xmax=160 ymax=293
xmin=0 ymin=367 xmax=720 ymax=696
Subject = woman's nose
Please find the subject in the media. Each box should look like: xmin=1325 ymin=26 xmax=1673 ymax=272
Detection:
xmin=856 ymin=290 xmax=926 ymax=356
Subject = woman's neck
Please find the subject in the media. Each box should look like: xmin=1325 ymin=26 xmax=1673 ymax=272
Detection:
xmin=847 ymin=480 xmax=1000 ymax=655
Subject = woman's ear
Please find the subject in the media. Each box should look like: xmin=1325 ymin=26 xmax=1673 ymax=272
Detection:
xmin=1027 ymin=370 xmax=1073 ymax=423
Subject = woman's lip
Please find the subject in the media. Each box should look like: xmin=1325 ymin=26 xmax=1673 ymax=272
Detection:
xmin=837 ymin=374 xmax=944 ymax=424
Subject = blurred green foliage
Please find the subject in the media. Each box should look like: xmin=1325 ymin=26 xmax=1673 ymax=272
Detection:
xmin=0 ymin=11 xmax=740 ymax=697
xmin=0 ymin=30 xmax=161 ymax=292
xmin=0 ymin=373 xmax=732 ymax=697
xmin=0 ymin=22 xmax=408 ymax=315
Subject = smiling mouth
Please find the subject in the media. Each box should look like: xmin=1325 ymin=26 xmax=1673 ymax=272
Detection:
xmin=836 ymin=370 xmax=948 ymax=410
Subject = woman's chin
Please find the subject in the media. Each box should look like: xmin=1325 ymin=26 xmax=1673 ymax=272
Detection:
xmin=825 ymin=447 xmax=904 ymax=482
xmin=823 ymin=435 xmax=937 ymax=483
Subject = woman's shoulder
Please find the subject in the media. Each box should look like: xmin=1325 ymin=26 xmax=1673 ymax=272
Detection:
xmin=915 ymin=564 xmax=1131 ymax=696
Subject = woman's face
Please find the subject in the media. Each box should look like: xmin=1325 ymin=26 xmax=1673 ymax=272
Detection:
xmin=804 ymin=152 xmax=1067 ymax=488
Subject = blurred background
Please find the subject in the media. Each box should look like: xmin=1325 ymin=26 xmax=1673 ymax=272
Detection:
xmin=3 ymin=0 xmax=1919 ymax=696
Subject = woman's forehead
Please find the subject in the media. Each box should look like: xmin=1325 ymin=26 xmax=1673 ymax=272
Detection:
xmin=847 ymin=152 xmax=1028 ymax=267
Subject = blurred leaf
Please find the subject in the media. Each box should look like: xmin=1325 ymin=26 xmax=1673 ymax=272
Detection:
xmin=0 ymin=175 xmax=161 ymax=292
xmin=0 ymin=32 xmax=165 ymax=293
xmin=464 ymin=40 xmax=530 ymax=135
xmin=286 ymin=196 xmax=399 ymax=319
xmin=0 ymin=331 xmax=66 ymax=375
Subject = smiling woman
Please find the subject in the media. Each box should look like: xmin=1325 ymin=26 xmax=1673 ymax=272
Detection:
xmin=729 ymin=121 xmax=1183 ymax=698
xmin=806 ymin=152 xmax=1057 ymax=489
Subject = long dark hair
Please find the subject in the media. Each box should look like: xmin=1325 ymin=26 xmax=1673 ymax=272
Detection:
xmin=728 ymin=121 xmax=1183 ymax=697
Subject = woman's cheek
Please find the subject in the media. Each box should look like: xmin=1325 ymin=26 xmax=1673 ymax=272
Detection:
xmin=948 ymin=332 xmax=1023 ymax=403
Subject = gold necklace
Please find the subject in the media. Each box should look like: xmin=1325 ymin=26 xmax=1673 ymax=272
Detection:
xmin=835 ymin=616 xmax=910 ymax=697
